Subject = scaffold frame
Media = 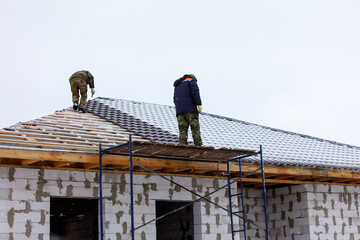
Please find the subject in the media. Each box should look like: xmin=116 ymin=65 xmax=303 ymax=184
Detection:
xmin=98 ymin=135 xmax=269 ymax=239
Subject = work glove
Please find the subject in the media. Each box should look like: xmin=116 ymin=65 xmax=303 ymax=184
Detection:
xmin=197 ymin=105 xmax=202 ymax=113
xmin=91 ymin=88 xmax=95 ymax=97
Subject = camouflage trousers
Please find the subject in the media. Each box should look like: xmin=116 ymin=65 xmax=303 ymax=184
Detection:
xmin=177 ymin=112 xmax=202 ymax=146
xmin=70 ymin=77 xmax=88 ymax=109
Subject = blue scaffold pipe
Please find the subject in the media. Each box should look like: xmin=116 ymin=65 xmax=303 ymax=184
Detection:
xmin=129 ymin=135 xmax=135 ymax=239
xmin=99 ymin=144 xmax=104 ymax=240
xmin=260 ymin=145 xmax=270 ymax=240
xmin=99 ymin=141 xmax=129 ymax=240
xmin=238 ymin=157 xmax=246 ymax=240
xmin=227 ymin=160 xmax=235 ymax=240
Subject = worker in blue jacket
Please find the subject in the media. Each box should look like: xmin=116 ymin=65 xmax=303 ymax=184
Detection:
xmin=173 ymin=74 xmax=202 ymax=146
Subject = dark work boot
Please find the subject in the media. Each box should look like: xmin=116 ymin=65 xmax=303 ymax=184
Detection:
xmin=79 ymin=108 xmax=86 ymax=113
xmin=73 ymin=101 xmax=79 ymax=111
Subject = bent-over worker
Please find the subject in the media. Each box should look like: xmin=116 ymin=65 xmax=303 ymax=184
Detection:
xmin=69 ymin=70 xmax=95 ymax=113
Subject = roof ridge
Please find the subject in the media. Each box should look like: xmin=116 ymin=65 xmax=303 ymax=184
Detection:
xmin=95 ymin=97 xmax=360 ymax=150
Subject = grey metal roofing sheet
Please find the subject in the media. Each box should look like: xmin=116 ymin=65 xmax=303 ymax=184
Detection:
xmin=85 ymin=97 xmax=360 ymax=171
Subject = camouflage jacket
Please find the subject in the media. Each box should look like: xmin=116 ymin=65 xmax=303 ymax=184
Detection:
xmin=69 ymin=71 xmax=95 ymax=88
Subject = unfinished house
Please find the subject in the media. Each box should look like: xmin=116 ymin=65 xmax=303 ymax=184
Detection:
xmin=0 ymin=97 xmax=359 ymax=240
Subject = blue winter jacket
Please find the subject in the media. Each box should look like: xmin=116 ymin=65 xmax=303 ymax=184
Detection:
xmin=173 ymin=75 xmax=202 ymax=116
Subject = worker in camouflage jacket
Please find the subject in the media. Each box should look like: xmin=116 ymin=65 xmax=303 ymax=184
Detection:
xmin=69 ymin=70 xmax=95 ymax=113
xmin=173 ymin=74 xmax=202 ymax=146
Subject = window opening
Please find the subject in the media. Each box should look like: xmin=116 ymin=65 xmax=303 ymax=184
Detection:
xmin=50 ymin=197 xmax=98 ymax=240
xmin=156 ymin=201 xmax=194 ymax=240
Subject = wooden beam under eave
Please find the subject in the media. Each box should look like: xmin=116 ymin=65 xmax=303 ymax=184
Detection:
xmin=263 ymin=174 xmax=277 ymax=178
xmin=347 ymin=179 xmax=360 ymax=184
xmin=0 ymin=148 xmax=235 ymax=173
xmin=310 ymin=178 xmax=332 ymax=182
xmin=1 ymin=148 xmax=359 ymax=183
xmin=330 ymin=178 xmax=355 ymax=184
xmin=53 ymin=161 xmax=74 ymax=168
xmin=145 ymin=166 xmax=164 ymax=171
xmin=327 ymin=169 xmax=360 ymax=179
xmin=207 ymin=170 xmax=228 ymax=176
xmin=131 ymin=157 xmax=234 ymax=173
xmin=241 ymin=176 xmax=360 ymax=186
xmin=251 ymin=164 xmax=360 ymax=180
xmin=162 ymin=168 xmax=192 ymax=173
xmin=189 ymin=169 xmax=213 ymax=174
xmin=272 ymin=175 xmax=295 ymax=180
xmin=294 ymin=176 xmax=314 ymax=181
xmin=0 ymin=148 xmax=99 ymax=163
xmin=0 ymin=148 xmax=252 ymax=173
xmin=83 ymin=163 xmax=98 ymax=169
xmin=0 ymin=157 xmax=11 ymax=164
xmin=21 ymin=159 xmax=41 ymax=166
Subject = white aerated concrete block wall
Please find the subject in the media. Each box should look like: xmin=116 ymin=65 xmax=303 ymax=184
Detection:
xmin=243 ymin=184 xmax=360 ymax=240
xmin=241 ymin=188 xmax=269 ymax=239
xmin=0 ymin=167 xmax=237 ymax=240
xmin=305 ymin=184 xmax=360 ymax=240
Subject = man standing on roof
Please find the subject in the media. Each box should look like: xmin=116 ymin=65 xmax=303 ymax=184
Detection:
xmin=173 ymin=74 xmax=202 ymax=146
xmin=69 ymin=70 xmax=95 ymax=113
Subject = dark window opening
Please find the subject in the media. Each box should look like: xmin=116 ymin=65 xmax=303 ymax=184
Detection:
xmin=156 ymin=201 xmax=194 ymax=240
xmin=50 ymin=197 xmax=98 ymax=240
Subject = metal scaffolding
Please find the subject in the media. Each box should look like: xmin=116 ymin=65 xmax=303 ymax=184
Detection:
xmin=227 ymin=145 xmax=270 ymax=240
xmin=98 ymin=135 xmax=269 ymax=239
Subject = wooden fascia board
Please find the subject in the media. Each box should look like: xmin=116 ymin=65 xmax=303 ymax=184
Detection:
xmin=257 ymin=165 xmax=359 ymax=180
xmin=0 ymin=148 xmax=234 ymax=172
xmin=240 ymin=177 xmax=358 ymax=186
xmin=0 ymin=148 xmax=359 ymax=181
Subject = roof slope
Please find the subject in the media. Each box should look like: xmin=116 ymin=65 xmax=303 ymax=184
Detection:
xmin=0 ymin=109 xmax=148 ymax=152
xmin=86 ymin=97 xmax=360 ymax=171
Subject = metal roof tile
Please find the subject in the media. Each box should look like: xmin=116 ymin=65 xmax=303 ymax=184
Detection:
xmin=85 ymin=97 xmax=360 ymax=171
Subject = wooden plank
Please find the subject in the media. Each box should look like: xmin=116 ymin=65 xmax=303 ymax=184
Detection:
xmin=272 ymin=175 xmax=294 ymax=180
xmin=294 ymin=176 xmax=314 ymax=181
xmin=250 ymin=164 xmax=360 ymax=179
xmin=83 ymin=163 xmax=99 ymax=169
xmin=0 ymin=148 xmax=359 ymax=186
xmin=190 ymin=169 xmax=214 ymax=174
xmin=330 ymin=178 xmax=354 ymax=183
xmin=15 ymin=129 xmax=144 ymax=142
xmin=14 ymin=123 xmax=140 ymax=137
xmin=21 ymin=159 xmax=41 ymax=165
xmin=53 ymin=162 xmax=74 ymax=168
xmin=162 ymin=168 xmax=192 ymax=173
xmin=0 ymin=139 xmax=100 ymax=151
xmin=145 ymin=166 xmax=163 ymax=171
xmin=240 ymin=177 xmax=359 ymax=186
xmin=1 ymin=128 xmax=146 ymax=146
xmin=311 ymin=178 xmax=332 ymax=182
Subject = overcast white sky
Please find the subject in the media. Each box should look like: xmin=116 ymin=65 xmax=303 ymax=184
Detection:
xmin=1 ymin=1 xmax=360 ymax=146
